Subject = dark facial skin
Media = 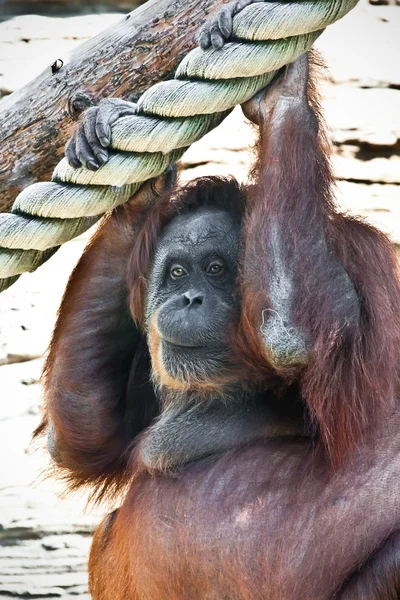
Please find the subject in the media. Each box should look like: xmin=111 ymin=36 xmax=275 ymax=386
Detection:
xmin=146 ymin=206 xmax=241 ymax=383
xmin=138 ymin=205 xmax=304 ymax=472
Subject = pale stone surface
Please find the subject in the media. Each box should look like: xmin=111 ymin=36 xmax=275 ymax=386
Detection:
xmin=0 ymin=233 xmax=103 ymax=598
xmin=323 ymin=87 xmax=400 ymax=146
xmin=0 ymin=1 xmax=399 ymax=597
xmin=315 ymin=1 xmax=400 ymax=87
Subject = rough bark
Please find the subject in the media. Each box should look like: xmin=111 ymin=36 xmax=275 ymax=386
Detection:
xmin=0 ymin=0 xmax=231 ymax=212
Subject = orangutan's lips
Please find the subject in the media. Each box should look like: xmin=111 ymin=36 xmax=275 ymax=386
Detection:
xmin=162 ymin=339 xmax=203 ymax=351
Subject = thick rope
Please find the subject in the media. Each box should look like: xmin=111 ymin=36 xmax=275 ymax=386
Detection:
xmin=0 ymin=0 xmax=359 ymax=292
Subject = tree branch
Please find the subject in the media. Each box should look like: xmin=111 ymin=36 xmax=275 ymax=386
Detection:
xmin=0 ymin=0 xmax=230 ymax=212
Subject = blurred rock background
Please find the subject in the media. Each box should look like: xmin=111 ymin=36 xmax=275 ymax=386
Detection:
xmin=0 ymin=0 xmax=399 ymax=597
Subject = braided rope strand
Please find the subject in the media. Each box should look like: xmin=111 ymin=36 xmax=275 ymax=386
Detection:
xmin=0 ymin=0 xmax=359 ymax=293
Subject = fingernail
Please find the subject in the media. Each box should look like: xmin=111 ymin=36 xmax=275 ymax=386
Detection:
xmin=199 ymin=33 xmax=209 ymax=50
xmin=97 ymin=152 xmax=108 ymax=165
xmin=100 ymin=136 xmax=110 ymax=147
xmin=87 ymin=160 xmax=99 ymax=171
xmin=69 ymin=159 xmax=81 ymax=169
xmin=213 ymin=39 xmax=224 ymax=51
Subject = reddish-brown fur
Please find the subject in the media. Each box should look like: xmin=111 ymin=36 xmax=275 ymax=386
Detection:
xmin=88 ymin=422 xmax=400 ymax=600
xmin=239 ymin=61 xmax=400 ymax=466
xmin=36 ymin=54 xmax=400 ymax=598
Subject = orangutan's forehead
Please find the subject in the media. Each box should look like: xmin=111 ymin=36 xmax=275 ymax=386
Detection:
xmin=158 ymin=207 xmax=239 ymax=250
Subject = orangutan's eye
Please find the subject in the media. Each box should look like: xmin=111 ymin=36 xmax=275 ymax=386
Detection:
xmin=207 ymin=261 xmax=224 ymax=276
xmin=170 ymin=265 xmax=187 ymax=280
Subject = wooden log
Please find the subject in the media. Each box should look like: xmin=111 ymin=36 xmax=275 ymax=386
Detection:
xmin=0 ymin=0 xmax=231 ymax=212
